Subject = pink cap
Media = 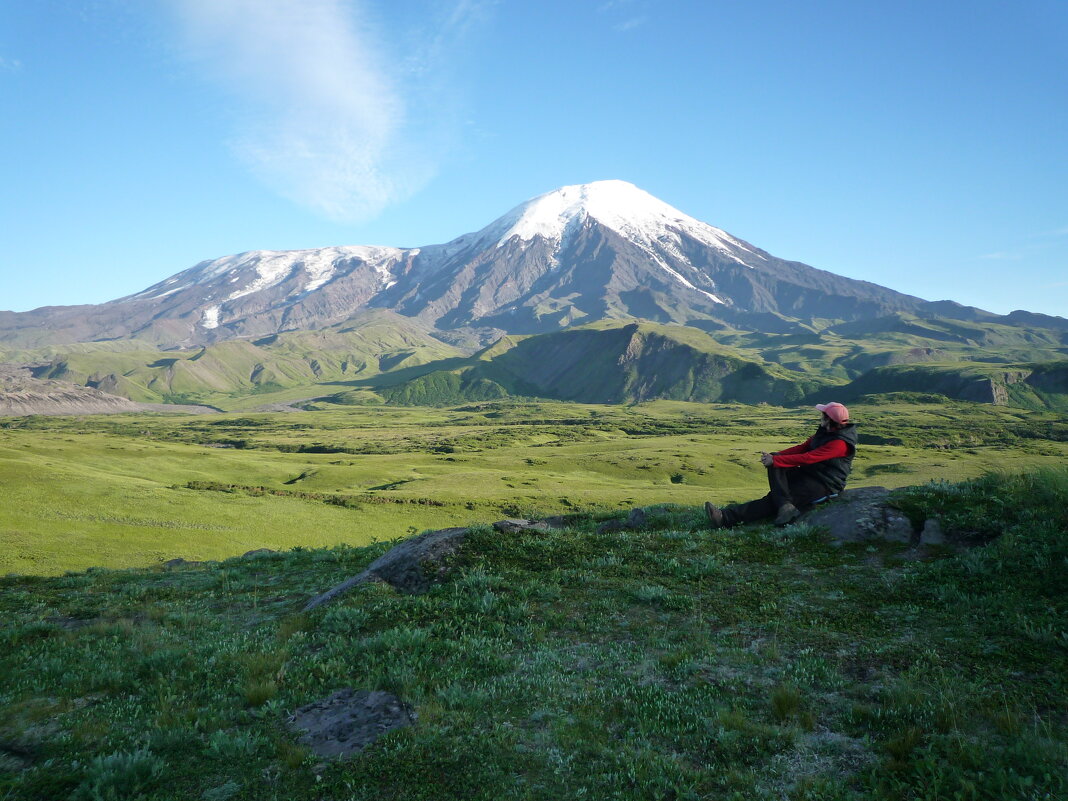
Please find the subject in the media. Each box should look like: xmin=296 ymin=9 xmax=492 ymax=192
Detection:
xmin=815 ymin=402 xmax=850 ymax=424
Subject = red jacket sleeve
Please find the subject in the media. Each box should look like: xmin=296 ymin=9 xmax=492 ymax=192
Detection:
xmin=773 ymin=439 xmax=849 ymax=468
xmin=775 ymin=437 xmax=813 ymax=456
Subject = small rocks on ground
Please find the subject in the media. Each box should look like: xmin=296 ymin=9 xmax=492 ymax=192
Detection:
xmin=596 ymin=507 xmax=648 ymax=534
xmin=492 ymin=517 xmax=569 ymax=534
xmin=162 ymin=558 xmax=204 ymax=570
xmin=286 ymin=689 xmax=416 ymax=759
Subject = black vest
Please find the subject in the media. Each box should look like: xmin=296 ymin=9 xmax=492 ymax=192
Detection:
xmin=803 ymin=423 xmax=858 ymax=492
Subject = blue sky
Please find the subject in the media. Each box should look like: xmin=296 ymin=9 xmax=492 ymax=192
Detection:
xmin=2 ymin=0 xmax=1066 ymax=317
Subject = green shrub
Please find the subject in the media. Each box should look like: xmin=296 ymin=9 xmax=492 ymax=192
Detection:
xmin=770 ymin=683 xmax=803 ymax=722
xmin=891 ymin=466 xmax=1068 ymax=540
xmin=71 ymin=748 xmax=164 ymax=801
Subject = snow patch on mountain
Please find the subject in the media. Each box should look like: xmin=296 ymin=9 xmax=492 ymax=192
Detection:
xmin=222 ymin=252 xmax=299 ymax=302
xmin=133 ymin=246 xmax=405 ymax=305
xmin=488 ymin=180 xmax=758 ymax=266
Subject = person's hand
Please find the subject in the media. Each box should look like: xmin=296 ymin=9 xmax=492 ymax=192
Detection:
xmin=760 ymin=451 xmax=774 ymax=467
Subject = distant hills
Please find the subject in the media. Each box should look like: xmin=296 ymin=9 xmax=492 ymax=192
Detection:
xmin=0 ymin=180 xmax=1065 ymax=414
xmin=369 ymin=322 xmax=826 ymax=406
xmin=10 ymin=311 xmax=460 ymax=408
xmin=2 ymin=314 xmax=1064 ymax=414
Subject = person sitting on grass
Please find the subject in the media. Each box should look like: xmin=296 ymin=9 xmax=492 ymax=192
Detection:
xmin=705 ymin=402 xmax=857 ymax=529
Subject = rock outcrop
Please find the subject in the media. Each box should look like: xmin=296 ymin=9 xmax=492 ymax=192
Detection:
xmin=304 ymin=516 xmax=576 ymax=611
xmin=801 ymin=487 xmax=916 ymax=544
xmin=303 ymin=526 xmax=471 ymax=611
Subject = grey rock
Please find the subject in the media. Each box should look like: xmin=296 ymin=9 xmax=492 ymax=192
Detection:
xmin=241 ymin=548 xmax=276 ymax=558
xmin=162 ymin=558 xmax=204 ymax=570
xmin=803 ymin=487 xmax=915 ymax=544
xmin=596 ymin=507 xmax=648 ymax=534
xmin=492 ymin=517 xmax=568 ymax=534
xmin=287 ymin=689 xmax=416 ymax=759
xmin=303 ymin=526 xmax=469 ymax=611
xmin=920 ymin=518 xmax=946 ymax=545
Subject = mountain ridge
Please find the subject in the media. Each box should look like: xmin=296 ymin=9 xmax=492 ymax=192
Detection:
xmin=3 ymin=180 xmax=1058 ymax=349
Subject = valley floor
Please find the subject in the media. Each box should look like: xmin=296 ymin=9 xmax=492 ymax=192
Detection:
xmin=1 ymin=399 xmax=1067 ymax=575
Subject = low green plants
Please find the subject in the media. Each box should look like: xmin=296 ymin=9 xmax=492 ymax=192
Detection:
xmin=70 ymin=748 xmax=164 ymax=801
xmin=1 ymin=408 xmax=1066 ymax=801
xmin=769 ymin=683 xmax=803 ymax=722
xmin=206 ymin=730 xmax=267 ymax=760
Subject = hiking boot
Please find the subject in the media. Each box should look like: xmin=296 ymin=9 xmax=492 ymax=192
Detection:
xmin=705 ymin=501 xmax=725 ymax=529
xmin=774 ymin=503 xmax=800 ymax=527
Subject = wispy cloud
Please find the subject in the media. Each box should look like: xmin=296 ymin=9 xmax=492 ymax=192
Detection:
xmin=598 ymin=0 xmax=648 ymax=32
xmin=980 ymin=224 xmax=1068 ymax=261
xmin=170 ymin=0 xmax=482 ymax=222
xmin=615 ymin=16 xmax=648 ymax=32
xmin=0 ymin=56 xmax=23 ymax=73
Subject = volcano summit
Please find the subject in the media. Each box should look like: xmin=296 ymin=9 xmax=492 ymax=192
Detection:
xmin=3 ymin=180 xmax=1028 ymax=349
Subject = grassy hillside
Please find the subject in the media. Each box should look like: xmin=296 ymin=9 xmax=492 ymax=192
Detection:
xmin=329 ymin=318 xmax=1068 ymax=410
xmin=720 ymin=312 xmax=1065 ymax=371
xmin=2 ymin=399 xmax=1066 ymax=575
xmin=3 ymin=313 xmax=1066 ymax=412
xmin=1 ymin=468 xmax=1065 ymax=800
xmin=369 ymin=322 xmax=832 ymax=406
xmin=837 ymin=361 xmax=1068 ymax=411
xmin=8 ymin=312 xmax=462 ymax=410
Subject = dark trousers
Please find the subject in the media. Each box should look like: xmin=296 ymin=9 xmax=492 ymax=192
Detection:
xmin=724 ymin=467 xmax=833 ymax=526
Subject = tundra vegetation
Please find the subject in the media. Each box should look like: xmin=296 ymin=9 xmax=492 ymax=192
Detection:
xmin=0 ymin=399 xmax=1066 ymax=799
xmin=1 ymin=398 xmax=1066 ymax=575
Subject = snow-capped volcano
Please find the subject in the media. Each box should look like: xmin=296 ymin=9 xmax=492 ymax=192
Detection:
xmin=0 ymin=180 xmax=946 ymax=347
xmin=486 ymin=180 xmax=759 ymax=259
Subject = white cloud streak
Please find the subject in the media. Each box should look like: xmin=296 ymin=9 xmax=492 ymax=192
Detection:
xmin=598 ymin=0 xmax=647 ymax=31
xmin=0 ymin=56 xmax=23 ymax=72
xmin=615 ymin=16 xmax=648 ymax=32
xmin=980 ymin=251 xmax=1025 ymax=261
xmin=171 ymin=0 xmax=446 ymax=222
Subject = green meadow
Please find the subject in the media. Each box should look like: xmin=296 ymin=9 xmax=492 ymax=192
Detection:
xmin=1 ymin=466 xmax=1065 ymax=800
xmin=2 ymin=398 xmax=1066 ymax=575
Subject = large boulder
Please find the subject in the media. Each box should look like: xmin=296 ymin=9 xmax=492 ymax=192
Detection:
xmin=803 ymin=487 xmax=916 ymax=544
xmin=303 ymin=526 xmax=470 ymax=610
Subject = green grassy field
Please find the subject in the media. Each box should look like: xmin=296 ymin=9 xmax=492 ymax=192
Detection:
xmin=2 ymin=399 xmax=1066 ymax=575
xmin=0 ymin=469 xmax=1065 ymax=800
